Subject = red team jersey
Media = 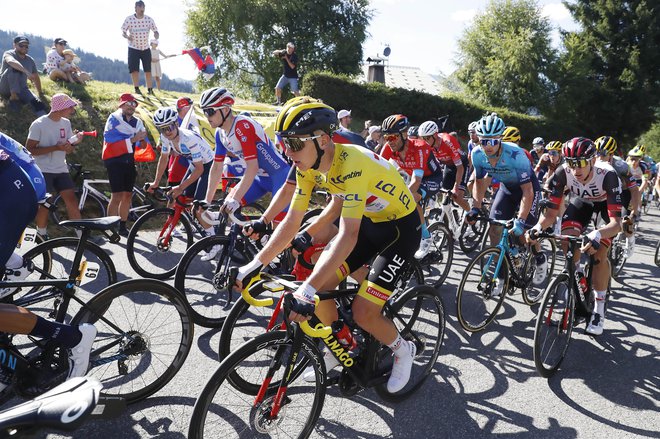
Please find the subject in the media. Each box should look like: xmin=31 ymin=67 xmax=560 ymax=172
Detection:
xmin=380 ymin=139 xmax=441 ymax=177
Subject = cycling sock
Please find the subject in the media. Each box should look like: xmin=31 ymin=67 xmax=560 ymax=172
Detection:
xmin=6 ymin=252 xmax=23 ymax=270
xmin=387 ymin=334 xmax=408 ymax=358
xmin=204 ymin=226 xmax=215 ymax=236
xmin=37 ymin=227 xmax=47 ymax=236
xmin=594 ymin=290 xmax=606 ymax=315
xmin=119 ymin=221 xmax=128 ymax=231
xmin=29 ymin=317 xmax=82 ymax=348
xmin=421 ymin=223 xmax=431 ymax=240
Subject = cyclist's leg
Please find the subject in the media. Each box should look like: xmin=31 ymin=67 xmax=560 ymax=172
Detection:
xmin=560 ymin=197 xmax=593 ymax=264
xmin=488 ymin=183 xmax=519 ymax=246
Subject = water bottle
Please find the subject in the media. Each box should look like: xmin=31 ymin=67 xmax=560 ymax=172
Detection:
xmin=331 ymin=320 xmax=357 ymax=351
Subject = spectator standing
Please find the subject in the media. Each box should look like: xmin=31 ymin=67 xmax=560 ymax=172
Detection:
xmin=0 ymin=36 xmax=47 ymax=115
xmin=337 ymin=109 xmax=352 ymax=131
xmin=121 ymin=0 xmax=159 ymax=95
xmin=273 ymin=42 xmax=299 ymax=105
xmin=25 ymin=93 xmax=83 ymax=240
xmin=150 ymin=39 xmax=170 ymax=91
xmin=45 ymin=38 xmax=71 ymax=82
xmin=102 ymin=93 xmax=147 ymax=236
xmin=366 ymin=125 xmax=383 ymax=151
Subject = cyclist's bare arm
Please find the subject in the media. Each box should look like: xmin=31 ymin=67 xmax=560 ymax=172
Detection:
xmin=205 ymin=160 xmax=224 ymax=203
xmin=471 ymin=176 xmax=492 ymax=209
xmin=149 ymin=151 xmax=170 ymax=189
xmin=254 ymin=207 xmax=305 ymax=264
xmin=303 ymin=196 xmax=342 ymax=238
xmin=177 ymin=160 xmax=204 ymax=192
xmin=229 ymin=159 xmax=258 ymax=203
xmin=259 ymin=182 xmax=296 ymax=225
xmin=518 ymin=181 xmax=535 ymax=220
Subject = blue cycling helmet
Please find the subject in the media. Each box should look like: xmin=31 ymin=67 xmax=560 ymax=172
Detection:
xmin=475 ymin=113 xmax=505 ymax=137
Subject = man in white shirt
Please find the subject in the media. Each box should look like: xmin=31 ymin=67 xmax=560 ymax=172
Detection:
xmin=337 ymin=109 xmax=352 ymax=131
xmin=121 ymin=0 xmax=159 ymax=95
xmin=26 ymin=93 xmax=83 ymax=239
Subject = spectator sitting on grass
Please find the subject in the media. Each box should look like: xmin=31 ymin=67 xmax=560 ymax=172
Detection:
xmin=0 ymin=36 xmax=47 ymax=115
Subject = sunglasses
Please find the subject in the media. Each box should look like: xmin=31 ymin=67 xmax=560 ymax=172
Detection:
xmin=18 ymin=44 xmax=29 ymax=49
xmin=548 ymin=150 xmax=560 ymax=156
xmin=158 ymin=124 xmax=177 ymax=134
xmin=281 ymin=134 xmax=323 ymax=152
xmin=479 ymin=138 xmax=501 ymax=146
xmin=123 ymin=101 xmax=137 ymax=108
xmin=566 ymin=158 xmax=590 ymax=169
xmin=596 ymin=149 xmax=609 ymax=156
xmin=384 ymin=134 xmax=401 ymax=142
xmin=202 ymin=106 xmax=229 ymax=117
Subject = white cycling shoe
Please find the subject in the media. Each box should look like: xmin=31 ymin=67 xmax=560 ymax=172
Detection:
xmin=532 ymin=254 xmax=549 ymax=285
xmin=200 ymin=245 xmax=222 ymax=262
xmin=387 ymin=340 xmax=417 ymax=393
xmin=303 ymin=350 xmax=340 ymax=382
xmin=586 ymin=312 xmax=604 ymax=336
xmin=414 ymin=236 xmax=433 ymax=260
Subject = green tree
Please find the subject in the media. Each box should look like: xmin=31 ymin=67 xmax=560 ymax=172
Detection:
xmin=186 ymin=0 xmax=371 ymax=101
xmin=553 ymin=0 xmax=660 ymax=144
xmin=455 ymin=0 xmax=556 ymax=113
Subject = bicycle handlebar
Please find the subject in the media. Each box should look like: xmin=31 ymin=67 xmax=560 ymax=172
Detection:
xmin=195 ymin=201 xmax=250 ymax=227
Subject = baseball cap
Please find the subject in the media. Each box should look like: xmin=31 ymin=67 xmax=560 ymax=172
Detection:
xmin=368 ymin=125 xmax=381 ymax=135
xmin=50 ymin=93 xmax=78 ymax=112
xmin=177 ymin=97 xmax=193 ymax=109
xmin=337 ymin=109 xmax=351 ymax=119
xmin=54 ymin=38 xmax=67 ymax=46
xmin=13 ymin=36 xmax=29 ymax=45
xmin=118 ymin=93 xmax=138 ymax=107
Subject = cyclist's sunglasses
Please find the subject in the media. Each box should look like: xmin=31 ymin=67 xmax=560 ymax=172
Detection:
xmin=158 ymin=124 xmax=176 ymax=134
xmin=596 ymin=149 xmax=609 ymax=156
xmin=202 ymin=106 xmax=228 ymax=117
xmin=566 ymin=158 xmax=590 ymax=168
xmin=479 ymin=138 xmax=501 ymax=146
xmin=383 ymin=133 xmax=402 ymax=142
xmin=281 ymin=134 xmax=323 ymax=152
xmin=548 ymin=150 xmax=560 ymax=156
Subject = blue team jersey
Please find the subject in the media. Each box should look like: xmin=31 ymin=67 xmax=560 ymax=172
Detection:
xmin=0 ymin=132 xmax=47 ymax=201
xmin=471 ymin=141 xmax=538 ymax=189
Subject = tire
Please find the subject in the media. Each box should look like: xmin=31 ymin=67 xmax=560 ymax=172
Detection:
xmin=126 ymin=207 xmax=194 ymax=279
xmin=50 ymin=190 xmax=107 ymax=224
xmin=14 ymin=238 xmax=117 ymax=322
xmin=375 ymin=285 xmax=445 ymax=402
xmin=173 ymin=234 xmax=237 ymax=328
xmin=71 ymin=279 xmax=194 ymax=404
xmin=521 ymin=237 xmax=557 ymax=305
xmin=456 ymin=247 xmax=508 ymax=332
xmin=459 ymin=218 xmax=487 ymax=254
xmin=608 ymin=234 xmax=627 ymax=279
xmin=533 ymin=273 xmax=574 ymax=378
xmin=189 ymin=330 xmax=325 ymax=439
xmin=655 ymin=240 xmax=660 ymax=267
xmin=420 ymin=221 xmax=454 ymax=288
xmin=128 ymin=189 xmax=154 ymax=221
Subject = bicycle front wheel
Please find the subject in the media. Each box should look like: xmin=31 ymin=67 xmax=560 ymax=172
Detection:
xmin=521 ymin=237 xmax=557 ymax=305
xmin=375 ymin=285 xmax=445 ymax=402
xmin=459 ymin=217 xmax=487 ymax=254
xmin=420 ymin=221 xmax=454 ymax=288
xmin=533 ymin=273 xmax=574 ymax=378
xmin=174 ymin=234 xmax=237 ymax=328
xmin=456 ymin=247 xmax=508 ymax=332
xmin=126 ymin=207 xmax=194 ymax=279
xmin=189 ymin=330 xmax=325 ymax=439
xmin=71 ymin=279 xmax=194 ymax=404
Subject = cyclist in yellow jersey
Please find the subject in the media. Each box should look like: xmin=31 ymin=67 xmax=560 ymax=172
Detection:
xmin=235 ymin=97 xmax=421 ymax=393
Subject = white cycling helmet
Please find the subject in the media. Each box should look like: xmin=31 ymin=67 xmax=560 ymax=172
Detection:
xmin=199 ymin=87 xmax=235 ymax=109
xmin=475 ymin=113 xmax=505 ymax=137
xmin=533 ymin=137 xmax=545 ymax=146
xmin=418 ymin=121 xmax=439 ymax=137
xmin=153 ymin=107 xmax=178 ymax=127
xmin=468 ymin=121 xmax=478 ymax=132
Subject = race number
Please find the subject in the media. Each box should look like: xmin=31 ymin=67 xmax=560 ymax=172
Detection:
xmin=76 ymin=260 xmax=101 ymax=286
xmin=16 ymin=228 xmax=38 ymax=251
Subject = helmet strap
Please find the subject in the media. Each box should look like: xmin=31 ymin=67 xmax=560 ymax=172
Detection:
xmin=311 ymin=138 xmax=325 ymax=170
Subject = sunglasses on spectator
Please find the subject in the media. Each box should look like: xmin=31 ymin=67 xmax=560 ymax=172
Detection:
xmin=158 ymin=124 xmax=177 ymax=134
xmin=18 ymin=44 xmax=29 ymax=49
xmin=123 ymin=101 xmax=137 ymax=108
xmin=479 ymin=138 xmax=501 ymax=146
xmin=566 ymin=158 xmax=590 ymax=168
xmin=281 ymin=134 xmax=323 ymax=152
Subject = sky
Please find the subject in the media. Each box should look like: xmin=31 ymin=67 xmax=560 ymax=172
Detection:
xmin=0 ymin=0 xmax=579 ymax=82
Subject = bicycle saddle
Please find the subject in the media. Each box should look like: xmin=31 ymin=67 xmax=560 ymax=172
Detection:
xmin=0 ymin=377 xmax=104 ymax=435
xmin=59 ymin=216 xmax=121 ymax=231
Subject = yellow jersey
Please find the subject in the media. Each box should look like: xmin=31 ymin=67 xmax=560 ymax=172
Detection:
xmin=291 ymin=143 xmax=416 ymax=222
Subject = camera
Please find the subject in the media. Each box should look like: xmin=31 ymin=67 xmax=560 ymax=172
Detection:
xmin=273 ymin=49 xmax=287 ymax=58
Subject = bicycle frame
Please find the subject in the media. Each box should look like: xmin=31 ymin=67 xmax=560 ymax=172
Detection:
xmin=80 ymin=179 xmax=151 ymax=219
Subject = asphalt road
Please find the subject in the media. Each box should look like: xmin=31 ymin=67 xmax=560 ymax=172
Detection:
xmin=38 ymin=207 xmax=660 ymax=438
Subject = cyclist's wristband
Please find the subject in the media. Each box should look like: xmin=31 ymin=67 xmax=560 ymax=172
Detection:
xmin=587 ymin=229 xmax=601 ymax=244
xmin=294 ymin=282 xmax=317 ymax=304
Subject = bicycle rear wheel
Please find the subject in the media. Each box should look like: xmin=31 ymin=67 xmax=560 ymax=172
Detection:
xmin=174 ymin=234 xmax=240 ymax=328
xmin=533 ymin=273 xmax=574 ymax=378
xmin=456 ymin=247 xmax=508 ymax=332
xmin=189 ymin=330 xmax=325 ymax=439
xmin=15 ymin=238 xmax=117 ymax=321
xmin=459 ymin=218 xmax=487 ymax=254
xmin=375 ymin=285 xmax=445 ymax=402
xmin=71 ymin=279 xmax=194 ymax=404
xmin=50 ymin=190 xmax=107 ymax=225
xmin=126 ymin=207 xmax=194 ymax=279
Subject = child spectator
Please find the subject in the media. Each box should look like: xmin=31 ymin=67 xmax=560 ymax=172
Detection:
xmin=149 ymin=39 xmax=170 ymax=91
xmin=60 ymin=50 xmax=91 ymax=84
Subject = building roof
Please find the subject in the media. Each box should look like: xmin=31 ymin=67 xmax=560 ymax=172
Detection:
xmin=362 ymin=64 xmax=441 ymax=95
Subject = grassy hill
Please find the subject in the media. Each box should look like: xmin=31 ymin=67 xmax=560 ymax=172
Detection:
xmin=0 ymin=78 xmax=279 ymax=183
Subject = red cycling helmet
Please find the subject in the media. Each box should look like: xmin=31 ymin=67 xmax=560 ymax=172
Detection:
xmin=562 ymin=137 xmax=596 ymax=160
